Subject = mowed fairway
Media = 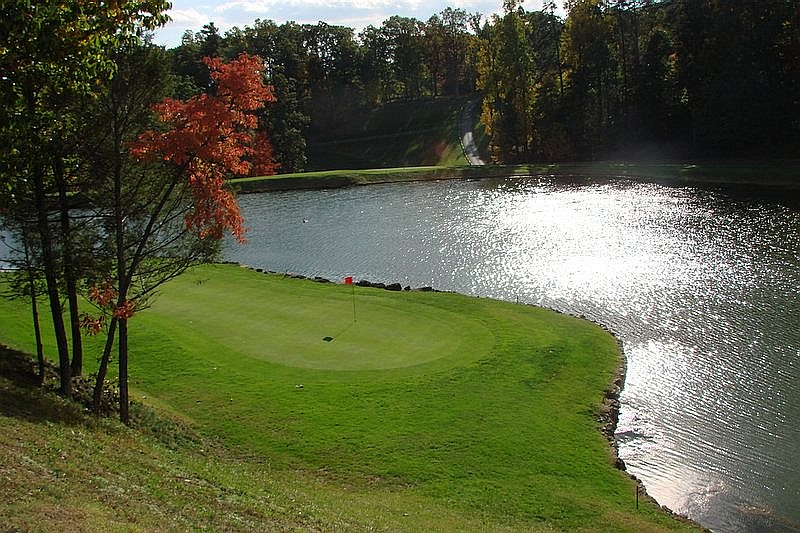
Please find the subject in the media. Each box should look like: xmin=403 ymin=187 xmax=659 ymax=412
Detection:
xmin=0 ymin=263 xmax=696 ymax=531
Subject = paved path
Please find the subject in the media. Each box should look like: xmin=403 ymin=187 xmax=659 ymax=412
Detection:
xmin=460 ymin=98 xmax=485 ymax=166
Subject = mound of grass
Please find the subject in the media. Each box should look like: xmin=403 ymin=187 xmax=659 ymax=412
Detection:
xmin=0 ymin=344 xmax=309 ymax=531
xmin=0 ymin=264 xmax=700 ymax=531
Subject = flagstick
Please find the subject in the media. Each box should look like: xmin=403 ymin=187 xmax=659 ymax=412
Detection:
xmin=351 ymin=282 xmax=356 ymax=323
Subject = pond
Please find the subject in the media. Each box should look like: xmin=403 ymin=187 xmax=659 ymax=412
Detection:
xmin=224 ymin=177 xmax=800 ymax=532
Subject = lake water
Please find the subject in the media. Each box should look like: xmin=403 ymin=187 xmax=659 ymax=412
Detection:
xmin=224 ymin=177 xmax=800 ymax=532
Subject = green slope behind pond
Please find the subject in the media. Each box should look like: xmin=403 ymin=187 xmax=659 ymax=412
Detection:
xmin=0 ymin=264 xmax=701 ymax=531
xmin=233 ymin=160 xmax=800 ymax=193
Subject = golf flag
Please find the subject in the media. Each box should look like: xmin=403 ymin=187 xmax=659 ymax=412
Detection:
xmin=344 ymin=276 xmax=356 ymax=322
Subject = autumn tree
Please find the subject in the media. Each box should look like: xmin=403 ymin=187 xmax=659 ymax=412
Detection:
xmin=86 ymin=52 xmax=277 ymax=423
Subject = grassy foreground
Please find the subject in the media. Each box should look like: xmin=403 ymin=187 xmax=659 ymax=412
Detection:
xmin=0 ymin=264 xmax=700 ymax=531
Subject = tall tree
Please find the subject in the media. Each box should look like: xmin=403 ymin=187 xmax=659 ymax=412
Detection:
xmin=96 ymin=53 xmax=277 ymax=423
xmin=673 ymin=0 xmax=800 ymax=153
xmin=525 ymin=7 xmax=572 ymax=160
xmin=381 ymin=16 xmax=426 ymax=99
xmin=423 ymin=8 xmax=474 ymax=98
xmin=440 ymin=7 xmax=475 ymax=97
xmin=304 ymin=23 xmax=366 ymax=132
xmin=561 ymin=0 xmax=617 ymax=158
xmin=0 ymin=0 xmax=170 ymax=396
xmin=359 ymin=24 xmax=395 ymax=102
xmin=477 ymin=1 xmax=535 ymax=162
xmin=423 ymin=14 xmax=447 ymax=97
xmin=234 ymin=20 xmax=311 ymax=172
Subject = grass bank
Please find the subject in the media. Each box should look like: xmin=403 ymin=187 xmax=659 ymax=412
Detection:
xmin=232 ymin=160 xmax=800 ymax=193
xmin=0 ymin=264 xmax=701 ymax=531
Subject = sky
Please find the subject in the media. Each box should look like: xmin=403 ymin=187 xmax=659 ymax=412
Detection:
xmin=152 ymin=0 xmax=561 ymax=48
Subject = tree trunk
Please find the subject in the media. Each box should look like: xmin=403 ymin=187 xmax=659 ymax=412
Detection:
xmin=118 ymin=317 xmax=129 ymax=425
xmin=25 ymin=82 xmax=71 ymax=396
xmin=32 ymin=164 xmax=71 ymax=396
xmin=32 ymin=292 xmax=45 ymax=386
xmin=93 ymin=317 xmax=117 ymax=412
xmin=54 ymin=156 xmax=84 ymax=376
xmin=23 ymin=236 xmax=46 ymax=386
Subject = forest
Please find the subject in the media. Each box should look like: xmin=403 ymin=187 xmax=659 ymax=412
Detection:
xmin=171 ymin=0 xmax=800 ymax=167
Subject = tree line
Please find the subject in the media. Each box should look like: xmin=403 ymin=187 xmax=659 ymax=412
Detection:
xmin=170 ymin=7 xmax=482 ymax=172
xmin=170 ymin=0 xmax=800 ymax=166
xmin=478 ymin=0 xmax=800 ymax=162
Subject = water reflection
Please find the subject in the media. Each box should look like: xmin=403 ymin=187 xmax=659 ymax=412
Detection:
xmin=226 ymin=177 xmax=800 ymax=532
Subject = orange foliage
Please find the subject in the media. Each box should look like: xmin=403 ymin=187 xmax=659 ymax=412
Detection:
xmin=112 ymin=299 xmax=137 ymax=320
xmin=88 ymin=280 xmax=117 ymax=307
xmin=85 ymin=280 xmax=138 ymax=322
xmin=79 ymin=313 xmax=105 ymax=336
xmin=130 ymin=53 xmax=277 ymax=243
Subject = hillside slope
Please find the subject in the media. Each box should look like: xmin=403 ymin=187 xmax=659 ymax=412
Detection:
xmin=307 ymin=98 xmax=470 ymax=170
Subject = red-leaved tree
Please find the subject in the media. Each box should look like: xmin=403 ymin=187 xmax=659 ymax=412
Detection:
xmin=132 ymin=53 xmax=278 ymax=241
xmin=90 ymin=53 xmax=278 ymax=423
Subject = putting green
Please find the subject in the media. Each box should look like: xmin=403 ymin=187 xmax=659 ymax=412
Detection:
xmin=150 ymin=265 xmax=493 ymax=371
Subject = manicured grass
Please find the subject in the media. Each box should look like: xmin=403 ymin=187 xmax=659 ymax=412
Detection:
xmin=232 ymin=159 xmax=800 ymax=193
xmin=0 ymin=264 xmax=700 ymax=531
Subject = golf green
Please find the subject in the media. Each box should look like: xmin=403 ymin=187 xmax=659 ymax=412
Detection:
xmin=152 ymin=265 xmax=494 ymax=371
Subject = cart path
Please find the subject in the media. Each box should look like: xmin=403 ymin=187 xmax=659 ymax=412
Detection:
xmin=460 ymin=98 xmax=485 ymax=166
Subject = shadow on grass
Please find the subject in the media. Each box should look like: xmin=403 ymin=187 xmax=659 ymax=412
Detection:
xmin=0 ymin=344 xmax=87 ymax=426
xmin=0 ymin=344 xmax=200 ymax=449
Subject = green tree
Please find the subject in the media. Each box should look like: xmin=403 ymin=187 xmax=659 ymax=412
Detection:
xmin=477 ymin=1 xmax=535 ymax=163
xmin=304 ymin=23 xmax=366 ymax=133
xmin=0 ymin=215 xmax=47 ymax=385
xmin=423 ymin=8 xmax=475 ymax=98
xmin=423 ymin=14 xmax=447 ymax=97
xmin=525 ymin=8 xmax=572 ymax=160
xmin=381 ymin=16 xmax=426 ymax=100
xmin=440 ymin=7 xmax=475 ymax=97
xmin=359 ymin=24 xmax=395 ymax=102
xmin=226 ymin=20 xmax=312 ymax=172
xmin=0 ymin=0 xmax=170 ymax=396
xmin=673 ymin=0 xmax=800 ymax=153
xmin=561 ymin=0 xmax=618 ymax=158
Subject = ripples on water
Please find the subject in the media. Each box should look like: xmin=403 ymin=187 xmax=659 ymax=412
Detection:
xmin=226 ymin=177 xmax=800 ymax=532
